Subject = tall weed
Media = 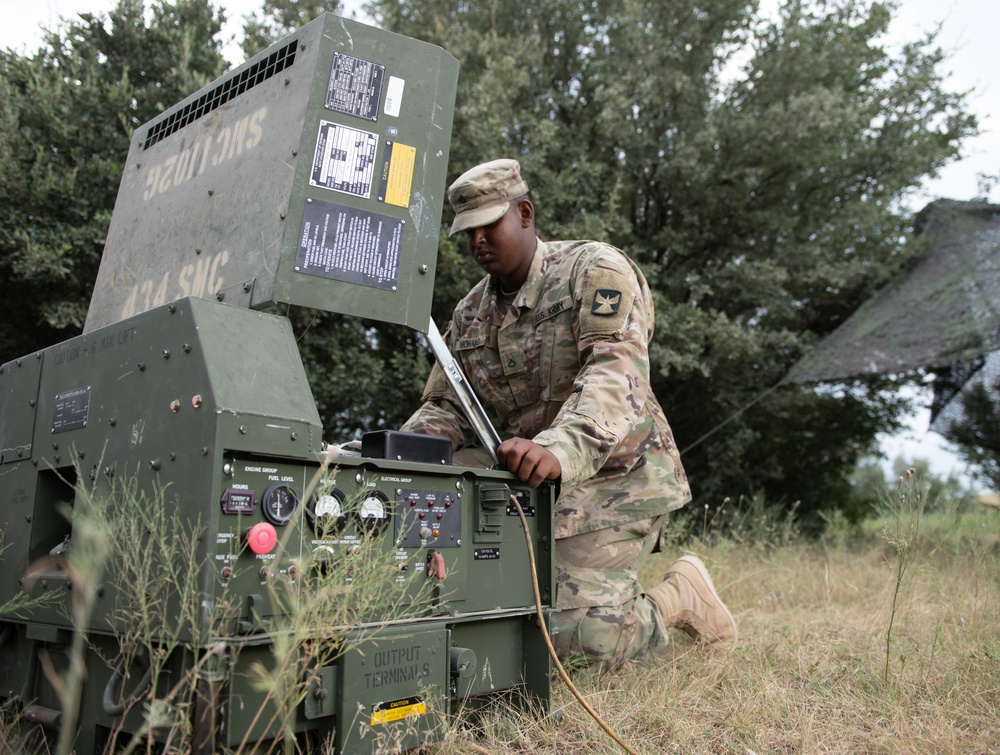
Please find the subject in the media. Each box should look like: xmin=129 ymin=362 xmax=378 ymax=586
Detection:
xmin=880 ymin=467 xmax=923 ymax=684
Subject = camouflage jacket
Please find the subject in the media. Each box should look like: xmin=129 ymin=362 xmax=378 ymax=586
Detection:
xmin=401 ymin=238 xmax=691 ymax=537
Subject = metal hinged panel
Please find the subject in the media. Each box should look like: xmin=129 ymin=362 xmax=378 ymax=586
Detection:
xmin=85 ymin=14 xmax=458 ymax=334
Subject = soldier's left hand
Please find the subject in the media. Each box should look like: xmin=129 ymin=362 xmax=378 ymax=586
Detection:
xmin=497 ymin=437 xmax=561 ymax=488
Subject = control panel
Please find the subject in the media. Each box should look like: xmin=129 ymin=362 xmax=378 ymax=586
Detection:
xmin=395 ymin=488 xmax=462 ymax=548
xmin=210 ymin=454 xmax=547 ymax=627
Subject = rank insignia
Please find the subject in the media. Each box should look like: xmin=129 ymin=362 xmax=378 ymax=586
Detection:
xmin=591 ymin=289 xmax=622 ymax=316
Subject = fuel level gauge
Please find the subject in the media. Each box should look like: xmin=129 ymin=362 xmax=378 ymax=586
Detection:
xmin=262 ymin=483 xmax=299 ymax=525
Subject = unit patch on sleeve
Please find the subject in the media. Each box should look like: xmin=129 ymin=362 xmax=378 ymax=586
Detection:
xmin=581 ymin=266 xmax=633 ymax=336
xmin=591 ymin=289 xmax=622 ymax=316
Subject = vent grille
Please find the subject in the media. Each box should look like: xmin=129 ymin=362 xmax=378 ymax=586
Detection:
xmin=143 ymin=40 xmax=298 ymax=150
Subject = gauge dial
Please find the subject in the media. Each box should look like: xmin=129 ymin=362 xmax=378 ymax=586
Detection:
xmin=357 ymin=491 xmax=389 ymax=535
xmin=315 ymin=494 xmax=342 ymax=518
xmin=308 ymin=490 xmax=347 ymax=534
xmin=262 ymin=483 xmax=299 ymax=525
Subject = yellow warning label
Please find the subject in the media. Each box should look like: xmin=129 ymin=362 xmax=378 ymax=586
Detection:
xmin=382 ymin=143 xmax=416 ymax=208
xmin=371 ymin=696 xmax=426 ymax=726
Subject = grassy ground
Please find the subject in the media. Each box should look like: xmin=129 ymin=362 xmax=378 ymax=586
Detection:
xmin=3 ymin=508 xmax=997 ymax=753
xmin=434 ymin=509 xmax=1000 ymax=754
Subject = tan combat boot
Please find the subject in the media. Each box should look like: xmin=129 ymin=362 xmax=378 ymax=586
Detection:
xmin=646 ymin=555 xmax=738 ymax=645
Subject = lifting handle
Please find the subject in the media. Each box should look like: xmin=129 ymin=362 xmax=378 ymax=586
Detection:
xmin=102 ymin=647 xmax=153 ymax=717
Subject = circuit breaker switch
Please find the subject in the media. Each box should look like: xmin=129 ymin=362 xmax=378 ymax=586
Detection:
xmin=475 ymin=483 xmax=508 ymax=544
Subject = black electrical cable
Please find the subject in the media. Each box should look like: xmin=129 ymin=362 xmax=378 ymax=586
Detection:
xmin=680 ymin=380 xmax=783 ymax=454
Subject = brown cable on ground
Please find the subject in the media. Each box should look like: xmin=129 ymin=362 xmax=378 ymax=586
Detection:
xmin=509 ymin=494 xmax=641 ymax=755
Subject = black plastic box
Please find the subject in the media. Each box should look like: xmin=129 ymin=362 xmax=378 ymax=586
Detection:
xmin=360 ymin=430 xmax=452 ymax=465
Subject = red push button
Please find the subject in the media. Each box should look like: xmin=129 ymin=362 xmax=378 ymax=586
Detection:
xmin=247 ymin=522 xmax=277 ymax=554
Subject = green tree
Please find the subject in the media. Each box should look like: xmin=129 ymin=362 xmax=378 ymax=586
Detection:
xmin=240 ymin=0 xmax=343 ymax=58
xmin=365 ymin=0 xmax=976 ymax=520
xmin=0 ymin=0 xmax=226 ymax=359
xmin=945 ymin=379 xmax=1000 ymax=491
xmin=848 ymin=458 xmax=890 ymax=520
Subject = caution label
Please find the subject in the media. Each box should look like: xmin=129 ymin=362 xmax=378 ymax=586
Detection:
xmin=378 ymin=141 xmax=416 ymax=208
xmin=370 ymin=696 xmax=427 ymax=726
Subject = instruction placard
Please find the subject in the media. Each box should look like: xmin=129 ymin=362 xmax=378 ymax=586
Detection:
xmin=295 ymin=199 xmax=404 ymax=291
xmin=52 ymin=386 xmax=91 ymax=433
xmin=310 ymin=120 xmax=378 ymax=198
xmin=325 ymin=52 xmax=384 ymax=121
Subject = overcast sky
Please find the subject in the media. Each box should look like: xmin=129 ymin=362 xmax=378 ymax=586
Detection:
xmin=2 ymin=0 xmax=997 ymax=486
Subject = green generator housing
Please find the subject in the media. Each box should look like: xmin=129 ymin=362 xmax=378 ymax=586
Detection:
xmin=0 ymin=13 xmax=555 ymax=754
xmin=85 ymin=12 xmax=455 ymax=334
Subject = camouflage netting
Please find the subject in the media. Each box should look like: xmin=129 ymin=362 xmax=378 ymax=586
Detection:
xmin=785 ymin=200 xmax=1000 ymax=383
xmin=928 ymin=351 xmax=1000 ymax=435
xmin=784 ymin=199 xmax=1000 ymax=448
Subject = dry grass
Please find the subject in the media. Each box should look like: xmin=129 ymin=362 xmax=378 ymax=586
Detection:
xmin=433 ymin=511 xmax=1000 ymax=754
xmin=4 ymin=506 xmax=998 ymax=754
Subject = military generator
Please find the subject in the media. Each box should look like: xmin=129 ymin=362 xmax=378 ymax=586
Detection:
xmin=0 ymin=14 xmax=554 ymax=753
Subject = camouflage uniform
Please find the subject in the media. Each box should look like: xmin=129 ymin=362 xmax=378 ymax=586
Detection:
xmin=402 ymin=236 xmax=692 ymax=670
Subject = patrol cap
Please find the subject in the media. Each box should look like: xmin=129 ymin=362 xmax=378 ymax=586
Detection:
xmin=447 ymin=158 xmax=529 ymax=236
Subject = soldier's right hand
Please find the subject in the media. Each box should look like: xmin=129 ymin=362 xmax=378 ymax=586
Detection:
xmin=497 ymin=437 xmax=561 ymax=488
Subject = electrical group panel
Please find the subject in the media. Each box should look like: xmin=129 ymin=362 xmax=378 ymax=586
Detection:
xmin=211 ymin=454 xmax=549 ymax=630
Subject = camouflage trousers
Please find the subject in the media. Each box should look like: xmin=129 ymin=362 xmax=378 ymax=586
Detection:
xmin=551 ymin=515 xmax=669 ymax=672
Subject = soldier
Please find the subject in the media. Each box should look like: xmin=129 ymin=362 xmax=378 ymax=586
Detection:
xmin=401 ymin=158 xmax=737 ymax=671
